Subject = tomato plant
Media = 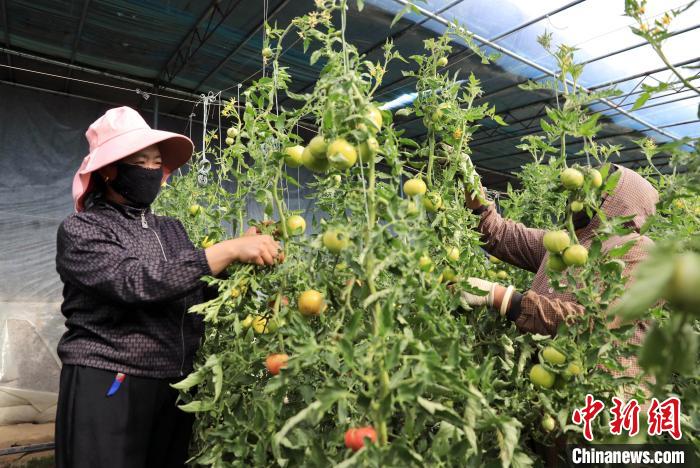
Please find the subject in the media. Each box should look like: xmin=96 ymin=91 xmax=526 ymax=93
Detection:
xmin=151 ymin=1 xmax=699 ymax=465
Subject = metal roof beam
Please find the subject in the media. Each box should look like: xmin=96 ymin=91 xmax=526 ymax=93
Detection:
xmin=468 ymin=84 xmax=691 ymax=146
xmin=362 ymin=0 xmax=466 ymax=58
xmin=156 ymin=0 xmax=243 ymax=87
xmin=492 ymin=145 xmax=640 ymax=172
xmin=0 ymin=46 xmax=220 ymax=102
xmin=424 ymin=87 xmax=698 ymax=146
xmin=374 ymin=0 xmax=588 ymax=100
xmin=195 ymin=0 xmax=291 ymax=91
xmin=461 ymin=23 xmax=700 ymax=106
xmin=64 ymin=0 xmax=92 ymax=93
xmin=480 ymin=118 xmax=698 ymax=172
xmin=397 ymin=53 xmax=700 ymax=132
xmin=0 ymin=0 xmax=12 ymax=81
xmin=405 ymin=79 xmax=697 ymax=142
xmin=392 ymin=0 xmax=686 ymax=142
xmin=472 ymin=118 xmax=695 ymax=166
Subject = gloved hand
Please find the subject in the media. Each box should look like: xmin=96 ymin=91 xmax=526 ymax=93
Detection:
xmin=461 ymin=277 xmax=516 ymax=316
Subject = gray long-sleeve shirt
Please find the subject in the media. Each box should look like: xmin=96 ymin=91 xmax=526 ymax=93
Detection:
xmin=56 ymin=198 xmax=213 ymax=378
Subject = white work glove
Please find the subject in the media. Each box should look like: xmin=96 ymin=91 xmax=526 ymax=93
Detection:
xmin=461 ymin=277 xmax=515 ymax=316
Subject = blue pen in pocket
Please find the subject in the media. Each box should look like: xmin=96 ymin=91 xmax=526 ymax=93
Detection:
xmin=106 ymin=372 xmax=126 ymax=397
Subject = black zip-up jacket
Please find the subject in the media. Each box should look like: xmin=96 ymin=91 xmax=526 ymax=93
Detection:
xmin=55 ymin=198 xmax=213 ymax=378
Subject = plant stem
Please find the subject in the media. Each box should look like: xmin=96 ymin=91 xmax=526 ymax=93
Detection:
xmin=427 ymin=130 xmax=436 ymax=187
xmin=652 ymin=43 xmax=700 ymax=96
xmin=340 ymin=0 xmax=349 ymax=74
xmin=363 ymin=149 xmax=388 ymax=446
xmin=272 ymin=160 xmax=289 ymax=240
xmin=566 ymin=212 xmax=579 ymax=243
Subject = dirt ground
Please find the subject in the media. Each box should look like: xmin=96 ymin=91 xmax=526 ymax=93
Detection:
xmin=0 ymin=423 xmax=54 ymax=467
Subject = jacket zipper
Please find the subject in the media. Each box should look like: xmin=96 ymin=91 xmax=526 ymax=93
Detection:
xmin=141 ymin=210 xmax=186 ymax=376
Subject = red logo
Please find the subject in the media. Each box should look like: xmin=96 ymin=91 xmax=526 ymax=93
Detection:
xmin=647 ymin=397 xmax=682 ymax=440
xmin=572 ymin=394 xmax=605 ymax=441
xmin=609 ymin=397 xmax=640 ymax=436
xmin=572 ymin=395 xmax=683 ymax=441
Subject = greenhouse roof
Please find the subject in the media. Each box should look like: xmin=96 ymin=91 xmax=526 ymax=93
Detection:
xmin=0 ymin=0 xmax=697 ymax=187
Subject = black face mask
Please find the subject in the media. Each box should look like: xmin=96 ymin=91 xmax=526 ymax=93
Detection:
xmin=109 ymin=162 xmax=163 ymax=208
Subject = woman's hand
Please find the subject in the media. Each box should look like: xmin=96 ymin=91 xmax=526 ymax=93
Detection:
xmin=229 ymin=229 xmax=280 ymax=265
xmin=204 ymin=227 xmax=281 ymax=275
xmin=465 ymin=185 xmax=488 ymax=211
xmin=454 ymin=277 xmax=516 ymax=316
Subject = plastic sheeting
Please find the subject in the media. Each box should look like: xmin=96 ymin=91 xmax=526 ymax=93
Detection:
xmin=0 ymin=83 xmax=320 ymax=425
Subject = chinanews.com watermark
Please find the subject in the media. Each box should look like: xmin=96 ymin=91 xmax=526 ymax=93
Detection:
xmin=565 ymin=394 xmax=698 ymax=466
xmin=566 ymin=445 xmax=696 ymax=467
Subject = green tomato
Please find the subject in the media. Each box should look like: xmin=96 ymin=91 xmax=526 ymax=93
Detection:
xmin=404 ymin=178 xmax=427 ymax=196
xmin=587 ymin=168 xmax=603 ymax=188
xmin=418 ymin=255 xmax=434 ymax=272
xmin=562 ymin=244 xmax=588 ymax=266
xmin=571 ymin=200 xmax=584 ymax=212
xmin=664 ymin=252 xmax=700 ymax=312
xmin=547 ymin=254 xmax=568 ymax=272
xmin=543 ymin=230 xmax=571 ymax=253
xmin=286 ymin=215 xmax=306 ymax=236
xmin=541 ymin=415 xmax=556 ymax=432
xmin=284 ymin=145 xmax=304 ymax=168
xmin=365 ymin=105 xmax=383 ymax=132
xmin=560 ymin=168 xmax=584 ymax=190
xmin=322 ymin=229 xmax=350 ymax=254
xmin=226 ymin=127 xmax=239 ymax=138
xmin=496 ymin=270 xmax=508 ymax=280
xmin=423 ymin=192 xmax=443 ymax=212
xmin=446 ymin=246 xmax=460 ymax=263
xmin=563 ymin=361 xmax=584 ymax=379
xmin=357 ymin=137 xmax=379 ymax=163
xmin=542 ymin=346 xmax=567 ymax=365
xmin=442 ymin=267 xmax=458 ymax=282
xmin=308 ymin=135 xmax=328 ymax=159
xmin=302 ymin=146 xmax=329 ymax=173
xmin=326 ymin=138 xmax=357 ymax=169
xmin=529 ymin=364 xmax=555 ymax=389
xmin=437 ymin=57 xmax=448 ymax=67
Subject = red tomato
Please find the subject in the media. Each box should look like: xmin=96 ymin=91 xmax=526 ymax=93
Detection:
xmin=344 ymin=426 xmax=377 ymax=451
xmin=265 ymin=354 xmax=288 ymax=375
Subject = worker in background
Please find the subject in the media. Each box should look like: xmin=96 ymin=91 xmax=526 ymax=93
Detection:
xmin=459 ymin=165 xmax=657 ymax=374
xmin=54 ymin=106 xmax=280 ymax=468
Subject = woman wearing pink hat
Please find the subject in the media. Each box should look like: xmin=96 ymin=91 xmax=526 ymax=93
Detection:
xmin=54 ymin=107 xmax=280 ymax=467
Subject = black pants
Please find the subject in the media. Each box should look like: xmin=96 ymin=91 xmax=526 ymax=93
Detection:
xmin=55 ymin=365 xmax=194 ymax=468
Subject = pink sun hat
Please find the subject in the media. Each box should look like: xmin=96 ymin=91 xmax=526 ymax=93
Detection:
xmin=72 ymin=106 xmax=194 ymax=212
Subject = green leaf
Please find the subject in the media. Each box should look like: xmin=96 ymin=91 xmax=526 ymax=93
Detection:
xmin=310 ymin=49 xmax=323 ymax=66
xmin=610 ymin=251 xmax=674 ymax=320
xmin=497 ymin=418 xmax=522 ymax=468
xmin=211 ymin=359 xmax=223 ymax=401
xmin=638 ymin=324 xmax=668 ymax=373
xmin=177 ymin=400 xmax=214 ymax=413
xmin=170 ymin=370 xmax=204 ymax=390
xmin=607 ymin=240 xmax=635 ymax=258
xmin=492 ymin=114 xmax=507 ymax=126
xmin=417 ymin=396 xmax=464 ymax=427
xmin=632 ymin=92 xmax=651 ymax=111
xmin=391 ymin=4 xmax=413 ymax=28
